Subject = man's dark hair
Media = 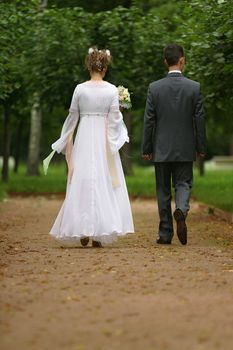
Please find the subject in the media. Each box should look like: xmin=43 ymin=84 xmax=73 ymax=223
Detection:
xmin=164 ymin=44 xmax=184 ymax=66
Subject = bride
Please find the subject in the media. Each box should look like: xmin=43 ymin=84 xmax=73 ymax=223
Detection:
xmin=49 ymin=47 xmax=134 ymax=247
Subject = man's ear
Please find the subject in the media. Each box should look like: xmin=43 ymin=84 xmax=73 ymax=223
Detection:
xmin=164 ymin=59 xmax=168 ymax=67
xmin=180 ymin=57 xmax=185 ymax=66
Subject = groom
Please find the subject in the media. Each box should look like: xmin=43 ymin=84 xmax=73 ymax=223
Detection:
xmin=142 ymin=43 xmax=206 ymax=245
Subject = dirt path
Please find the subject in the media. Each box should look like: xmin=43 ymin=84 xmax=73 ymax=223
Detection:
xmin=0 ymin=197 xmax=233 ymax=350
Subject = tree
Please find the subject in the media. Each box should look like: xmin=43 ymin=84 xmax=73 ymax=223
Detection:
xmin=48 ymin=0 xmax=133 ymax=12
xmin=178 ymin=0 xmax=233 ymax=156
xmin=25 ymin=4 xmax=93 ymax=175
xmin=27 ymin=0 xmax=47 ymax=175
xmin=0 ymin=0 xmax=36 ymax=181
xmin=2 ymin=0 xmax=232 ymax=182
xmin=94 ymin=6 xmax=168 ymax=172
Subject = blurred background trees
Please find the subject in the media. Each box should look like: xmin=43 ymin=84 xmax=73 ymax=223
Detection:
xmin=177 ymin=0 xmax=233 ymax=158
xmin=1 ymin=0 xmax=232 ymax=180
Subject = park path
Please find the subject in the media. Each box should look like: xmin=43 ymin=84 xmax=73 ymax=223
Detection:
xmin=0 ymin=196 xmax=233 ymax=350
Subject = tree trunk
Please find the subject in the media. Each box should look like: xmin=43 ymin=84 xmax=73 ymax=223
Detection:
xmin=26 ymin=1 xmax=47 ymax=176
xmin=2 ymin=103 xmax=11 ymax=183
xmin=230 ymin=134 xmax=233 ymax=155
xmin=27 ymin=93 xmax=42 ymax=175
xmin=121 ymin=111 xmax=133 ymax=175
xmin=39 ymin=0 xmax=47 ymax=10
xmin=14 ymin=116 xmax=23 ymax=173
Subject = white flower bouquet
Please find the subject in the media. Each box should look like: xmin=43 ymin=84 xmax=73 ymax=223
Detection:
xmin=117 ymin=85 xmax=132 ymax=109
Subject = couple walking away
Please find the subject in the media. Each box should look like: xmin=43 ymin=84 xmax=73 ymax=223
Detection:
xmin=48 ymin=43 xmax=206 ymax=247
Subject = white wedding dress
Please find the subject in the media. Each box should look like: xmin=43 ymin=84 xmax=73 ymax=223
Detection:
xmin=49 ymin=80 xmax=134 ymax=245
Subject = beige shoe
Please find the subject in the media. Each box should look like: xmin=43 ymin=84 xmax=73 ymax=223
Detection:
xmin=80 ymin=237 xmax=89 ymax=247
xmin=92 ymin=240 xmax=103 ymax=248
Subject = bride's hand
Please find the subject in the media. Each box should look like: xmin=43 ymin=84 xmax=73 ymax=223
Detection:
xmin=67 ymin=162 xmax=74 ymax=184
xmin=66 ymin=152 xmax=74 ymax=183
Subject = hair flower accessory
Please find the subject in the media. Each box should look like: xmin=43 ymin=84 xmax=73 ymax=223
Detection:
xmin=105 ymin=49 xmax=111 ymax=56
xmin=88 ymin=47 xmax=94 ymax=54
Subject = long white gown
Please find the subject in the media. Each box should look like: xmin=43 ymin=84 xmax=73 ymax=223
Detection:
xmin=49 ymin=80 xmax=134 ymax=245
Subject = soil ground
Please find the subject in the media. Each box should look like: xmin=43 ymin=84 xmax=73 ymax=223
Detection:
xmin=0 ymin=196 xmax=233 ymax=350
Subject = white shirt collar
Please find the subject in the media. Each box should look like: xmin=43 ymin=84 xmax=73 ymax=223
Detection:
xmin=168 ymin=70 xmax=182 ymax=74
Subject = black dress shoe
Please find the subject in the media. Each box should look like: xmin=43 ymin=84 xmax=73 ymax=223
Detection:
xmin=173 ymin=209 xmax=187 ymax=245
xmin=156 ymin=236 xmax=171 ymax=245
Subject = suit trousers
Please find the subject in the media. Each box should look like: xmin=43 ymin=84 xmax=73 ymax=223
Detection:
xmin=154 ymin=162 xmax=193 ymax=240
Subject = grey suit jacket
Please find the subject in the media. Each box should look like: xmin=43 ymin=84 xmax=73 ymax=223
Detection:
xmin=142 ymin=72 xmax=206 ymax=162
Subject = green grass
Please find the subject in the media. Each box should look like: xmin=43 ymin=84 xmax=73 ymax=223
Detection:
xmin=126 ymin=166 xmax=233 ymax=213
xmin=127 ymin=167 xmax=233 ymax=213
xmin=1 ymin=164 xmax=67 ymax=194
xmin=192 ymin=168 xmax=233 ymax=213
xmin=0 ymin=164 xmax=232 ymax=213
xmin=0 ymin=185 xmax=7 ymax=201
xmin=126 ymin=166 xmax=156 ymax=197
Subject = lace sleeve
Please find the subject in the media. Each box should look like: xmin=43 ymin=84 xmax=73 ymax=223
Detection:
xmin=107 ymin=89 xmax=129 ymax=154
xmin=51 ymin=86 xmax=80 ymax=155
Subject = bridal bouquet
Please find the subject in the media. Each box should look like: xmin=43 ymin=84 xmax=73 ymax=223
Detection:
xmin=117 ymin=85 xmax=132 ymax=109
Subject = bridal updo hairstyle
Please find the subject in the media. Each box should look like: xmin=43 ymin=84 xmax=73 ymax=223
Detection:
xmin=85 ymin=47 xmax=112 ymax=73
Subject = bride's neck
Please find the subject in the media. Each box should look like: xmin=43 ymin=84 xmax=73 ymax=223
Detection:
xmin=90 ymin=71 xmax=104 ymax=81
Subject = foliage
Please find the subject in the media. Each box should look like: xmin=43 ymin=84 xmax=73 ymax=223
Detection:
xmin=48 ymin=0 xmax=133 ymax=11
xmin=23 ymin=6 xmax=93 ymax=106
xmin=132 ymin=9 xmax=168 ymax=105
xmin=1 ymin=0 xmax=233 ymax=181
xmin=94 ymin=6 xmax=167 ymax=106
xmin=177 ymin=0 xmax=233 ymax=155
xmin=181 ymin=0 xmax=233 ymax=108
xmin=0 ymin=0 xmax=37 ymax=101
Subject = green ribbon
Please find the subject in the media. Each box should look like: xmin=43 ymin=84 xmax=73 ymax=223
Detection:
xmin=43 ymin=150 xmax=56 ymax=175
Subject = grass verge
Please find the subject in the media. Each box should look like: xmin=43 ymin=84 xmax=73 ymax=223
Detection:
xmin=0 ymin=164 xmax=232 ymax=213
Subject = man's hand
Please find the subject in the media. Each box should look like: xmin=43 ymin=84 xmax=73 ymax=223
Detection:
xmin=197 ymin=153 xmax=205 ymax=158
xmin=143 ymin=154 xmax=152 ymax=161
